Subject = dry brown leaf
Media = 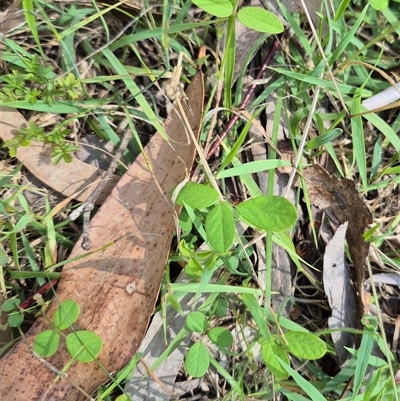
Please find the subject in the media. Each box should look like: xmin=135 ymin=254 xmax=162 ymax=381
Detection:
xmin=0 ymin=107 xmax=119 ymax=204
xmin=323 ymin=222 xmax=357 ymax=364
xmin=0 ymin=71 xmax=204 ymax=400
xmin=303 ymin=165 xmax=373 ymax=325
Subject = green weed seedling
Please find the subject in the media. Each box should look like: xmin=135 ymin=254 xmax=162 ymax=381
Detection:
xmin=190 ymin=0 xmax=284 ymax=111
xmin=242 ymin=293 xmax=327 ymax=382
xmin=1 ymin=298 xmax=24 ymax=328
xmin=33 ymin=299 xmax=102 ymax=363
xmin=191 ymin=0 xmax=284 ymax=34
xmin=175 ymin=182 xmax=297 ymax=256
xmin=184 ymin=310 xmax=234 ymax=378
xmin=0 ymin=54 xmax=81 ymax=105
xmin=0 ymin=53 xmax=82 ymax=164
xmin=175 ymin=182 xmax=328 ymax=391
xmin=174 ymin=182 xmax=324 ymax=382
xmin=183 ymin=298 xmax=327 ymax=381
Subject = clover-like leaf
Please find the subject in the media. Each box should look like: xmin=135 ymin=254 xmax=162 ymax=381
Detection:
xmin=285 ymin=331 xmax=327 ymax=360
xmin=53 ymin=299 xmax=80 ymax=330
xmin=2 ymin=298 xmax=20 ymax=312
xmin=186 ymin=311 xmax=208 ymax=333
xmin=175 ymin=182 xmax=219 ymax=209
xmin=261 ymin=338 xmax=290 ymax=380
xmin=208 ymin=327 xmax=233 ymax=348
xmin=8 ymin=312 xmax=24 ymax=327
xmin=191 ymin=0 xmax=233 ymax=18
xmin=236 ymin=195 xmax=297 ymax=232
xmin=185 ymin=342 xmax=210 ymax=377
xmin=205 ymin=203 xmax=235 ymax=253
xmin=65 ymin=330 xmax=103 ymax=362
xmin=34 ymin=330 xmax=60 ymax=358
xmin=237 ymin=7 xmax=284 ymax=34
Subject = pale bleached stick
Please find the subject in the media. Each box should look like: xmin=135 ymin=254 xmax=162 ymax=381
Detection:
xmin=362 ymin=81 xmax=400 ymax=111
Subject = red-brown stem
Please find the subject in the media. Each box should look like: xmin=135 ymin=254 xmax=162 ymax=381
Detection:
xmin=206 ymin=38 xmax=280 ymax=159
xmin=19 ymin=279 xmax=58 ymax=309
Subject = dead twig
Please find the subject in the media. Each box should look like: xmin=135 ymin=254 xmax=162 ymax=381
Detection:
xmin=206 ymin=38 xmax=280 ymax=159
xmin=70 ymin=123 xmax=131 ymax=250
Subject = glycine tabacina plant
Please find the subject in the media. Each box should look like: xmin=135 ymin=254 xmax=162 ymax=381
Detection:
xmin=33 ymin=299 xmax=103 ymax=363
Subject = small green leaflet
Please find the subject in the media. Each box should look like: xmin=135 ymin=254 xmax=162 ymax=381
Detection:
xmin=191 ymin=0 xmax=233 ymax=18
xmin=66 ymin=330 xmax=103 ymax=362
xmin=186 ymin=311 xmax=209 ymax=333
xmin=8 ymin=312 xmax=24 ymax=327
xmin=208 ymin=327 xmax=233 ymax=348
xmin=53 ymin=299 xmax=80 ymax=330
xmin=261 ymin=339 xmax=290 ymax=380
xmin=237 ymin=7 xmax=284 ymax=34
xmin=285 ymin=331 xmax=327 ymax=360
xmin=236 ymin=195 xmax=297 ymax=232
xmin=175 ymin=182 xmax=219 ymax=209
xmin=205 ymin=203 xmax=235 ymax=253
xmin=1 ymin=298 xmax=20 ymax=312
xmin=185 ymin=342 xmax=210 ymax=377
xmin=34 ymin=330 xmax=60 ymax=358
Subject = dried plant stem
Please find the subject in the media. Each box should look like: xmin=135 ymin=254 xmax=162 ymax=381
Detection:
xmin=284 ymin=84 xmax=322 ymax=197
xmin=206 ymin=38 xmax=280 ymax=159
xmin=18 ymin=328 xmax=94 ymax=401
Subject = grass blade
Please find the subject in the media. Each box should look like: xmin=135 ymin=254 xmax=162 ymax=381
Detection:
xmin=350 ymin=94 xmax=367 ymax=188
xmin=101 ymin=49 xmax=167 ymax=140
xmin=277 ymin=357 xmax=326 ymax=401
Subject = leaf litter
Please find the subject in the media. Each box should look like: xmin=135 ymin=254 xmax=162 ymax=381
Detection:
xmin=323 ymin=222 xmax=358 ymax=364
xmin=303 ymin=164 xmax=373 ymax=328
xmin=0 ymin=71 xmax=204 ymax=400
xmin=0 ymin=106 xmax=120 ymax=204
